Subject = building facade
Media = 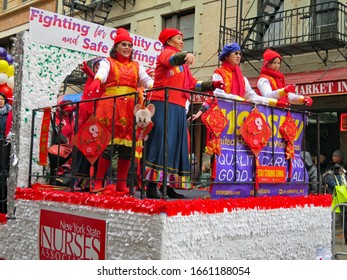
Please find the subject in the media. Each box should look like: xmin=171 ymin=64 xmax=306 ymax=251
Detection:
xmin=1 ymin=0 xmax=346 ymax=164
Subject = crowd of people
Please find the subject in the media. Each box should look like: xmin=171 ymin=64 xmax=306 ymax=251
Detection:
xmin=48 ymin=27 xmax=327 ymax=200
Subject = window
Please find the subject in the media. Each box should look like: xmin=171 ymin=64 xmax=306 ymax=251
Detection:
xmin=163 ymin=10 xmax=195 ymax=53
xmin=115 ymin=24 xmax=131 ymax=33
xmin=257 ymin=0 xmax=284 ymax=47
xmin=3 ymin=0 xmax=8 ymax=10
xmin=311 ymin=0 xmax=338 ymax=39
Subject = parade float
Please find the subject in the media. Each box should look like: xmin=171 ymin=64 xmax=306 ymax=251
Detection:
xmin=0 ymin=9 xmax=332 ymax=260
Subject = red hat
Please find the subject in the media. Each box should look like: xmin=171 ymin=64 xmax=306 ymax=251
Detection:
xmin=114 ymin=28 xmax=133 ymax=45
xmin=263 ymin=49 xmax=282 ymax=66
xmin=158 ymin=28 xmax=183 ymax=44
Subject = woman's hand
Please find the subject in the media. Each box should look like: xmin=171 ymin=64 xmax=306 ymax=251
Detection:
xmin=188 ymin=110 xmax=203 ymax=122
xmin=184 ymin=53 xmax=195 ymax=65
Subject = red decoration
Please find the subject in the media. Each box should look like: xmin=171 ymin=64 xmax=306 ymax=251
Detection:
xmin=201 ymin=102 xmax=228 ymax=155
xmin=15 ymin=187 xmax=332 ymax=217
xmin=136 ymin=120 xmax=154 ymax=141
xmin=279 ymin=111 xmax=298 ymax=160
xmin=38 ymin=107 xmax=51 ymax=166
xmin=0 ymin=84 xmax=13 ymax=105
xmin=240 ymin=107 xmax=272 ymax=157
xmin=240 ymin=107 xmax=272 ymax=192
xmin=72 ymin=115 xmax=111 ymax=178
xmin=0 ymin=213 xmax=6 ymax=224
xmin=279 ymin=111 xmax=298 ymax=178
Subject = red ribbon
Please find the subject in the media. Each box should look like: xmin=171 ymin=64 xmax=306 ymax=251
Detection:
xmin=38 ymin=107 xmax=51 ymax=166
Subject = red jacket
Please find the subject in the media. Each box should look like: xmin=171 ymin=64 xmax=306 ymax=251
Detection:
xmin=4 ymin=110 xmax=12 ymax=139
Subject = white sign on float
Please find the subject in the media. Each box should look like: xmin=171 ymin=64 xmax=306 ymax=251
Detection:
xmin=29 ymin=7 xmax=161 ymax=67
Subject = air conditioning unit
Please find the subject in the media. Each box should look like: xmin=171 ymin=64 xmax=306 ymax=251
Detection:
xmin=315 ymin=23 xmax=336 ymax=39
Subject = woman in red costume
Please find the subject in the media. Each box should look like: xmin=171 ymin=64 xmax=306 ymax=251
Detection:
xmin=212 ymin=43 xmax=290 ymax=106
xmin=55 ymin=100 xmax=76 ymax=144
xmin=192 ymin=42 xmax=289 ymax=121
xmin=256 ymin=48 xmax=313 ymax=106
xmin=144 ymin=28 xmax=224 ymax=199
xmin=190 ymin=43 xmax=291 ymax=196
xmin=87 ymin=28 xmax=153 ymax=194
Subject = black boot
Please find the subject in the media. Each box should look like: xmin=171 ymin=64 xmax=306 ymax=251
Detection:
xmin=146 ymin=183 xmax=163 ymax=199
xmin=161 ymin=186 xmax=185 ymax=199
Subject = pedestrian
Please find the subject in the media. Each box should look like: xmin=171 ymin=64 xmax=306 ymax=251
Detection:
xmin=301 ymin=151 xmax=319 ymax=194
xmin=144 ymin=28 xmax=224 ymax=199
xmin=324 ymin=150 xmax=346 ymax=173
xmin=87 ymin=28 xmax=153 ymax=194
xmin=325 ymin=163 xmax=347 ymax=194
xmin=256 ymin=49 xmax=313 ymax=107
xmin=0 ymin=92 xmax=12 ymax=143
xmin=326 ymin=163 xmax=347 ymax=245
xmin=0 ymin=92 xmax=12 ymax=213
xmin=199 ymin=160 xmax=211 ymax=188
xmin=319 ymin=154 xmax=327 ymax=173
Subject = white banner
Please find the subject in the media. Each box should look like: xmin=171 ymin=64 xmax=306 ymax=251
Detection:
xmin=0 ymin=260 xmax=345 ymax=279
xmin=29 ymin=7 xmax=161 ymax=67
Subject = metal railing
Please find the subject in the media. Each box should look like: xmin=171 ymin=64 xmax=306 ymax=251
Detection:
xmin=27 ymin=87 xmax=321 ymax=198
xmin=332 ymin=203 xmax=347 ymax=260
xmin=241 ymin=1 xmax=347 ymax=50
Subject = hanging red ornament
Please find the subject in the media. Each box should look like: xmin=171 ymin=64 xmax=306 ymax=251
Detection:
xmin=279 ymin=111 xmax=298 ymax=178
xmin=279 ymin=111 xmax=298 ymax=160
xmin=201 ymin=102 xmax=228 ymax=138
xmin=201 ymin=102 xmax=228 ymax=155
xmin=240 ymin=107 xmax=272 ymax=157
xmin=72 ymin=115 xmax=111 ymax=181
xmin=240 ymin=107 xmax=272 ymax=193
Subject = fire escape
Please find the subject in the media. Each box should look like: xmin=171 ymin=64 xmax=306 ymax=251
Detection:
xmin=220 ymin=0 xmax=347 ymax=71
xmin=60 ymin=0 xmax=136 ymax=94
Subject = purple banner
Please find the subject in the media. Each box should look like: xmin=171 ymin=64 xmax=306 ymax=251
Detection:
xmin=211 ymin=100 xmax=309 ymax=199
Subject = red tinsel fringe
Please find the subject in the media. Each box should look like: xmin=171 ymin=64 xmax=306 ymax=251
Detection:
xmin=0 ymin=213 xmax=7 ymax=224
xmin=14 ymin=186 xmax=332 ymax=217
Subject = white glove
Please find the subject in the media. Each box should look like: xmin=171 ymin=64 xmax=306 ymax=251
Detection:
xmin=215 ymin=90 xmax=245 ymax=101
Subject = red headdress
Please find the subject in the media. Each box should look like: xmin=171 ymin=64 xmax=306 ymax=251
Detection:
xmin=114 ymin=28 xmax=133 ymax=45
xmin=158 ymin=28 xmax=183 ymax=44
xmin=260 ymin=49 xmax=286 ymax=89
xmin=262 ymin=49 xmax=282 ymax=67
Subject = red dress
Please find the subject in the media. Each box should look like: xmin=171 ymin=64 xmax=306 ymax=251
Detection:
xmin=149 ymin=47 xmax=198 ymax=107
xmin=145 ymin=46 xmax=201 ymax=187
xmin=96 ymin=57 xmax=140 ymax=147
